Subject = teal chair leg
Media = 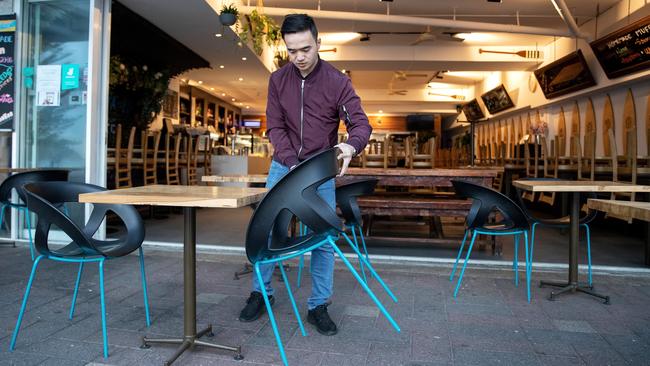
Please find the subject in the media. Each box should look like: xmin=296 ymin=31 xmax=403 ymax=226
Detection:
xmin=138 ymin=247 xmax=151 ymax=327
xmin=453 ymin=231 xmax=478 ymax=298
xmin=69 ymin=262 xmax=85 ymax=319
xmin=278 ymin=261 xmax=306 ymax=337
xmin=10 ymin=255 xmax=44 ymax=352
xmin=99 ymin=260 xmax=108 ymax=358
xmin=254 ymin=262 xmax=289 ymax=366
xmin=23 ymin=208 xmax=34 ymax=261
xmin=530 ymin=222 xmax=537 ymax=269
xmin=513 ymin=234 xmax=519 ymax=287
xmin=296 ymin=255 xmax=304 ymax=289
xmin=357 ymin=225 xmax=370 ymax=262
xmin=0 ymin=204 xmax=6 ymax=231
xmin=350 ymin=226 xmax=367 ymax=283
xmin=450 ymin=229 xmax=470 ymax=281
xmin=328 ymin=238 xmax=400 ymax=332
xmin=341 ymin=232 xmax=397 ymax=303
xmin=524 ymin=231 xmax=531 ymax=303
xmin=583 ymin=224 xmax=593 ymax=287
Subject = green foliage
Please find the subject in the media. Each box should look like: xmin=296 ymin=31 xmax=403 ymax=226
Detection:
xmin=108 ymin=56 xmax=173 ymax=134
xmin=220 ymin=3 xmax=239 ymax=16
xmin=238 ymin=10 xmax=281 ymax=55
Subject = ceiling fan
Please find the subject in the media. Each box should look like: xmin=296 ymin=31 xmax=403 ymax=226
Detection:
xmin=410 ymin=27 xmax=464 ymax=46
xmin=393 ymin=71 xmax=428 ymax=81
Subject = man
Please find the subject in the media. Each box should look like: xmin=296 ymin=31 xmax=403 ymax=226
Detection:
xmin=238 ymin=14 xmax=371 ymax=336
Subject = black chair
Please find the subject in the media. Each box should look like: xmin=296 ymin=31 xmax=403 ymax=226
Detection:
xmin=10 ymin=181 xmax=151 ymax=359
xmin=245 ymin=148 xmax=399 ymax=366
xmin=0 ymin=169 xmax=69 ymax=260
xmin=336 ymin=178 xmax=379 ymax=282
xmin=515 ymin=177 xmax=596 ymax=286
xmin=450 ymin=180 xmax=532 ymax=302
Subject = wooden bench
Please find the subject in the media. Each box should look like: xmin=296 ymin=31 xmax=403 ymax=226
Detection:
xmin=352 ymin=195 xmax=497 ymax=250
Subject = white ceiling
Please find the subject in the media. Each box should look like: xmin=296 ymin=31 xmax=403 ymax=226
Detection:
xmin=118 ymin=0 xmax=621 ymax=116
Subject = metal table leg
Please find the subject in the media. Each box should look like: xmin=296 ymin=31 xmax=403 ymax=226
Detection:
xmin=141 ymin=207 xmax=243 ymax=365
xmin=540 ymin=192 xmax=610 ymax=304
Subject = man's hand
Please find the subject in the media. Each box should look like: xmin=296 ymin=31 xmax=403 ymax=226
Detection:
xmin=335 ymin=143 xmax=356 ymax=177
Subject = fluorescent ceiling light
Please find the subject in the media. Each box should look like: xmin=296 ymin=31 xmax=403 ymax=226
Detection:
xmin=319 ymin=32 xmax=360 ymax=44
xmin=444 ymin=71 xmax=487 ymax=79
xmin=454 ymin=33 xmax=495 ymax=42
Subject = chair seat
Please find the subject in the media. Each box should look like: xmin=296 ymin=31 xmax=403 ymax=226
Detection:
xmin=477 ymin=223 xmax=523 ymax=233
xmin=266 ymin=231 xmax=336 ymax=259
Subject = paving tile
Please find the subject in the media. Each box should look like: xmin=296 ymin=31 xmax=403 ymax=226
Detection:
xmin=552 ymin=319 xmax=597 ymax=333
xmin=452 ymin=348 xmax=541 ymax=366
xmin=343 ymin=304 xmax=379 ymax=318
xmin=197 ymin=292 xmax=229 ymax=304
xmin=319 ymin=353 xmax=367 ymax=366
xmin=536 ymin=355 xmax=585 ymax=366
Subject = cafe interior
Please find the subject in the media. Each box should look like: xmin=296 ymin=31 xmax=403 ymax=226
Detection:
xmin=2 ymin=0 xmax=650 ymax=365
xmin=86 ymin=0 xmax=649 ymax=272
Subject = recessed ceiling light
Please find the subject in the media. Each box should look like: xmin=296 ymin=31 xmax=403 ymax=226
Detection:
xmin=238 ymin=102 xmax=243 ymax=106
xmin=242 ymin=57 xmax=247 ymax=61
xmin=215 ymin=33 xmax=222 ymax=37
xmin=231 ymin=98 xmax=236 ymax=102
xmin=198 ymin=80 xmax=203 ymax=84
xmin=238 ymin=77 xmax=244 ymax=81
xmin=221 ymin=93 xmax=226 ymax=96
xmin=246 ymin=106 xmax=250 ymax=109
xmin=219 ymin=65 xmax=224 ymax=69
xmin=341 ymin=69 xmax=346 ymax=73
xmin=378 ymin=110 xmax=383 ymax=114
xmin=210 ymin=87 xmax=214 ymax=90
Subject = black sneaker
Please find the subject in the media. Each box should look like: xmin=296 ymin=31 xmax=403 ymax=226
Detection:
xmin=239 ymin=291 xmax=274 ymax=322
xmin=307 ymin=304 xmax=338 ymax=336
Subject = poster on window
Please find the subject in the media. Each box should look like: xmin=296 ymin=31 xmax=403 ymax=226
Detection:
xmin=0 ymin=14 xmax=15 ymax=131
xmin=36 ymin=65 xmax=61 ymax=106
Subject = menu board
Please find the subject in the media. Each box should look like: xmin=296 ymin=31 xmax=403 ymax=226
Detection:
xmin=534 ymin=50 xmax=596 ymax=99
xmin=0 ymin=14 xmax=15 ymax=130
xmin=590 ymin=14 xmax=650 ymax=79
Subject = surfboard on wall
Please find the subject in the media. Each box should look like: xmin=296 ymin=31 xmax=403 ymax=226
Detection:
xmin=571 ymin=101 xmax=580 ymax=156
xmin=585 ymin=98 xmax=597 ymax=159
xmin=558 ymin=107 xmax=567 ymax=156
xmin=603 ymin=94 xmax=615 ymax=157
xmin=622 ymin=89 xmax=636 ymax=157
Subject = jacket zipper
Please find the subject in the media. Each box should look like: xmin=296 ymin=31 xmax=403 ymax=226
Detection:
xmin=297 ymin=79 xmax=305 ymax=160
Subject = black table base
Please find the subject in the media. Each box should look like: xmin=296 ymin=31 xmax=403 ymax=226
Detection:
xmin=140 ymin=207 xmax=243 ymax=365
xmin=540 ymin=280 xmax=610 ymax=304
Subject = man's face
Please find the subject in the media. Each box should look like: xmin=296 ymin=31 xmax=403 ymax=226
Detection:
xmin=284 ymin=30 xmax=320 ymax=75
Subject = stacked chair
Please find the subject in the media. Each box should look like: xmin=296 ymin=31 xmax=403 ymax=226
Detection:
xmin=245 ymin=148 xmax=399 ymax=366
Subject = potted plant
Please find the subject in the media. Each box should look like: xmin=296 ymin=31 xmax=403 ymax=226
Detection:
xmin=219 ymin=4 xmax=239 ymax=26
xmin=239 ymin=9 xmax=280 ymax=55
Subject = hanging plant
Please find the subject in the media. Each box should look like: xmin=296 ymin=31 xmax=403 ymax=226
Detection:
xmin=238 ymin=9 xmax=280 ymax=55
xmin=219 ymin=3 xmax=239 ymax=26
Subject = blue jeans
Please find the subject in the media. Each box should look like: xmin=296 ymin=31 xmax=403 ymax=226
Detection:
xmin=252 ymin=160 xmax=335 ymax=310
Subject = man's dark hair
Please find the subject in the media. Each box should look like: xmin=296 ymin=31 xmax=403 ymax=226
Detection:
xmin=281 ymin=14 xmax=318 ymax=40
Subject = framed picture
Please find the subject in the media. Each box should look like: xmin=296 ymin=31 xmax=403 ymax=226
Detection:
xmin=461 ymin=99 xmax=485 ymax=121
xmin=534 ymin=49 xmax=596 ymax=99
xmin=480 ymin=84 xmax=514 ymax=114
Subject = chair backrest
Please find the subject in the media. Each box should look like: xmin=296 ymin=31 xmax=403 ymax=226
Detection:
xmin=336 ymin=179 xmax=378 ymax=227
xmin=451 ymin=180 xmax=529 ymax=231
xmin=0 ymin=169 xmax=69 ymax=205
xmin=23 ymin=181 xmax=145 ymax=258
xmin=245 ymin=148 xmax=342 ymax=263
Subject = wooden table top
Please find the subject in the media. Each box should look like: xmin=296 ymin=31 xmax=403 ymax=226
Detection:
xmin=346 ymin=167 xmax=502 ymax=177
xmin=587 ymin=199 xmax=650 ymax=222
xmin=513 ymin=180 xmax=650 ymax=193
xmin=202 ymin=174 xmax=267 ymax=183
xmin=79 ymin=185 xmax=267 ymax=208
xmin=0 ymin=168 xmax=57 ymax=174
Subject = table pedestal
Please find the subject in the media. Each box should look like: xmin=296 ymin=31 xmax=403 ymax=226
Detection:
xmin=539 ymin=192 xmax=610 ymax=304
xmin=140 ymin=207 xmax=243 ymax=365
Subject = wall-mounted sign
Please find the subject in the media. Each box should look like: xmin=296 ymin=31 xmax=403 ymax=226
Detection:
xmin=0 ymin=14 xmax=15 ymax=131
xmin=590 ymin=14 xmax=650 ymax=79
xmin=534 ymin=49 xmax=596 ymax=99
xmin=480 ymin=84 xmax=515 ymax=114
xmin=462 ymin=99 xmax=485 ymax=121
xmin=61 ymin=64 xmax=79 ymax=90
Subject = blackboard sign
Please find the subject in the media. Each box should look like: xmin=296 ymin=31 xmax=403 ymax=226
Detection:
xmin=590 ymin=14 xmax=650 ymax=79
xmin=0 ymin=14 xmax=15 ymax=130
xmin=534 ymin=49 xmax=596 ymax=99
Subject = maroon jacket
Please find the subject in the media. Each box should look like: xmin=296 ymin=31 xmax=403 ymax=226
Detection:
xmin=266 ymin=58 xmax=372 ymax=167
